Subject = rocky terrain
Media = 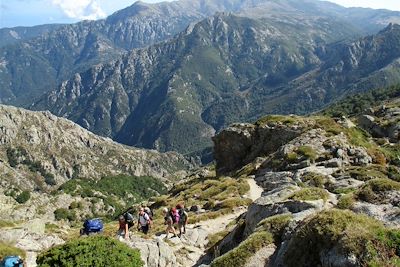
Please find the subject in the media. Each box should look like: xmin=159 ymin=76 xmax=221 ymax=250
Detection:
xmin=3 ymin=87 xmax=400 ymax=266
xmin=0 ymin=104 xmax=192 ymax=226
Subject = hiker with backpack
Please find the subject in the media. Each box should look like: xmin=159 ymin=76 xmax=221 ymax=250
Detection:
xmin=163 ymin=207 xmax=177 ymax=238
xmin=137 ymin=207 xmax=151 ymax=235
xmin=176 ymin=203 xmax=188 ymax=236
xmin=117 ymin=210 xmax=135 ymax=240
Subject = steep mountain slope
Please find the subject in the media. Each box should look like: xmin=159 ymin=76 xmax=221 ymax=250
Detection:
xmin=0 ymin=104 xmax=191 ymax=191
xmin=2 ymin=0 xmax=400 ymax=106
xmin=34 ymin=13 xmax=400 ymax=156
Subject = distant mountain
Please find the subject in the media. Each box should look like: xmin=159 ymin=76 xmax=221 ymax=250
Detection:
xmin=0 ymin=24 xmax=64 ymax=47
xmin=34 ymin=14 xmax=400 ymax=156
xmin=2 ymin=0 xmax=400 ymax=106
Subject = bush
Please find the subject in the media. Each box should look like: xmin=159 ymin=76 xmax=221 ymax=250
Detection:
xmin=37 ymin=236 xmax=143 ymax=267
xmin=54 ymin=208 xmax=76 ymax=221
xmin=282 ymin=209 xmax=400 ymax=267
xmin=211 ymin=231 xmax=273 ymax=267
xmin=15 ymin=191 xmax=30 ymax=204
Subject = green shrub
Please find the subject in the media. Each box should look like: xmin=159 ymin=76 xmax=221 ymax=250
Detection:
xmin=15 ymin=191 xmax=31 ymax=204
xmin=211 ymin=231 xmax=273 ymax=267
xmin=54 ymin=208 xmax=76 ymax=221
xmin=37 ymin=236 xmax=143 ymax=267
xmin=0 ymin=242 xmax=26 ymax=260
xmin=282 ymin=209 xmax=400 ymax=267
xmin=288 ymin=187 xmax=329 ymax=201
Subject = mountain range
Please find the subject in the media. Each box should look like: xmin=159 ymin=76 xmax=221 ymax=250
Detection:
xmin=2 ymin=0 xmax=400 ymax=157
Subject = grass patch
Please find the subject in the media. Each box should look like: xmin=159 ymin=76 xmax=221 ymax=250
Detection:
xmin=0 ymin=242 xmax=26 ymax=260
xmin=255 ymin=115 xmax=300 ymax=127
xmin=356 ymin=178 xmax=400 ymax=204
xmin=297 ymin=146 xmax=317 ymax=162
xmin=283 ymin=209 xmax=400 ymax=267
xmin=288 ymin=187 xmax=329 ymax=202
xmin=211 ymin=231 xmax=273 ymax=267
xmin=207 ymin=230 xmax=230 ymax=249
xmin=337 ymin=193 xmax=355 ymax=210
xmin=301 ymin=172 xmax=328 ymax=188
xmin=0 ymin=220 xmax=15 ymax=229
xmin=257 ymin=214 xmax=293 ymax=244
xmin=334 ymin=165 xmax=388 ymax=182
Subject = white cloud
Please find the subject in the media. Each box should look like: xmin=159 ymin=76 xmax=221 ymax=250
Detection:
xmin=52 ymin=0 xmax=106 ymax=20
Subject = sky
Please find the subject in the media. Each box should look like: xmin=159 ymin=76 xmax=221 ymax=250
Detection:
xmin=1 ymin=0 xmax=400 ymax=28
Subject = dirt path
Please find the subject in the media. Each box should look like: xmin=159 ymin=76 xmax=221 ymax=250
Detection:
xmin=246 ymin=178 xmax=264 ymax=201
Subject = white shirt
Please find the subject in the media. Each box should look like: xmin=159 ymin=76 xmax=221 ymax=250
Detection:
xmin=139 ymin=213 xmax=150 ymax=226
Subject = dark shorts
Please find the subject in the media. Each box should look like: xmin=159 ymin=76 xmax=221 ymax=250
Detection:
xmin=141 ymin=224 xmax=149 ymax=234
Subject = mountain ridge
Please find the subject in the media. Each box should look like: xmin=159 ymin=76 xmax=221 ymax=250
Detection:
xmin=32 ymin=13 xmax=400 ymax=156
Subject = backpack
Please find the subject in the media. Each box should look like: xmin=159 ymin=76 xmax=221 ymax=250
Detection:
xmin=144 ymin=208 xmax=153 ymax=221
xmin=124 ymin=212 xmax=135 ymax=228
xmin=178 ymin=209 xmax=187 ymax=223
xmin=83 ymin=218 xmax=103 ymax=233
xmin=171 ymin=211 xmax=180 ymax=224
xmin=1 ymin=256 xmax=23 ymax=267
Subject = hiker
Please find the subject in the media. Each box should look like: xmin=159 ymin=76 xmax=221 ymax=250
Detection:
xmin=163 ymin=207 xmax=177 ymax=238
xmin=117 ymin=215 xmax=130 ymax=240
xmin=1 ymin=256 xmax=23 ymax=267
xmin=176 ymin=203 xmax=188 ymax=236
xmin=137 ymin=207 xmax=151 ymax=235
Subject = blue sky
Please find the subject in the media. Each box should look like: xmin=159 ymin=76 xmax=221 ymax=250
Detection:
xmin=1 ymin=0 xmax=400 ymax=28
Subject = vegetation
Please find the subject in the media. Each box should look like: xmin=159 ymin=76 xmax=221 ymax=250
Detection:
xmin=322 ymin=84 xmax=400 ymax=117
xmin=0 ymin=220 xmax=15 ymax=228
xmin=357 ymin=178 xmax=400 ymax=204
xmin=288 ymin=187 xmax=329 ymax=202
xmin=15 ymin=191 xmax=31 ymax=204
xmin=37 ymin=236 xmax=143 ymax=267
xmin=297 ymin=146 xmax=318 ymax=162
xmin=211 ymin=231 xmax=273 ymax=267
xmin=301 ymin=172 xmax=328 ymax=188
xmin=0 ymin=242 xmax=25 ymax=260
xmin=54 ymin=208 xmax=76 ymax=222
xmin=283 ymin=209 xmax=400 ymax=267
xmin=255 ymin=115 xmax=301 ymax=127
xmin=59 ymin=175 xmax=167 ymax=218
xmin=257 ymin=214 xmax=293 ymax=243
xmin=337 ymin=193 xmax=356 ymax=210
